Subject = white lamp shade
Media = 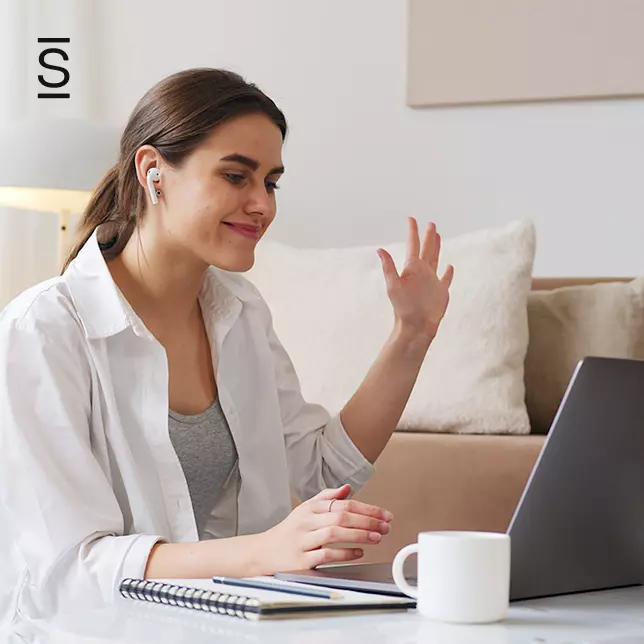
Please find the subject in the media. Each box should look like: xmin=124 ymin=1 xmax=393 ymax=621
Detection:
xmin=0 ymin=117 xmax=120 ymax=214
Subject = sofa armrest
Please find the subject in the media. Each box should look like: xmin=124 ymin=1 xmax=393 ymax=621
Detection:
xmin=353 ymin=432 xmax=545 ymax=564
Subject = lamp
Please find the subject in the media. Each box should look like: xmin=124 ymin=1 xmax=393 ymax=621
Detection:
xmin=0 ymin=117 xmax=119 ymax=270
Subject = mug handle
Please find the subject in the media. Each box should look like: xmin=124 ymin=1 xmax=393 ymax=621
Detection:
xmin=391 ymin=543 xmax=419 ymax=599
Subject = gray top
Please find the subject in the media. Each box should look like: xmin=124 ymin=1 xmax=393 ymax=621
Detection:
xmin=168 ymin=397 xmax=238 ymax=540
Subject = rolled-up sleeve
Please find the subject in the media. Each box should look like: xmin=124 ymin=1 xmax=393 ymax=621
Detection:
xmin=261 ymin=304 xmax=375 ymax=502
xmin=0 ymin=318 xmax=165 ymax=620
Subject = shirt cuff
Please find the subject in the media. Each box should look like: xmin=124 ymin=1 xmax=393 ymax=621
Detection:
xmin=117 ymin=534 xmax=168 ymax=598
xmin=323 ymin=413 xmax=376 ymax=492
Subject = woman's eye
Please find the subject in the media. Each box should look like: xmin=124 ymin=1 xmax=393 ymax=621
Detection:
xmin=225 ymin=173 xmax=245 ymax=184
xmin=225 ymin=173 xmax=280 ymax=193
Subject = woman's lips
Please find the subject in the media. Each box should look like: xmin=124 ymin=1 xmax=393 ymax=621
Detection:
xmin=223 ymin=222 xmax=259 ymax=240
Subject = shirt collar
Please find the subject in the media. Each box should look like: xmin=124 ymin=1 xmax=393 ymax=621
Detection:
xmin=64 ymin=229 xmax=246 ymax=340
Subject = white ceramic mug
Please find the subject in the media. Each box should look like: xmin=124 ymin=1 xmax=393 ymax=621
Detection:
xmin=392 ymin=531 xmax=510 ymax=624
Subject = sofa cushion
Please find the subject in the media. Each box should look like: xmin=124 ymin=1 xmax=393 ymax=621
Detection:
xmin=246 ymin=219 xmax=536 ymax=434
xmin=525 ymin=278 xmax=644 ymax=434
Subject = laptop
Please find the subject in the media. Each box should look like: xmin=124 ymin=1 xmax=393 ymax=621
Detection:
xmin=276 ymin=357 xmax=644 ymax=601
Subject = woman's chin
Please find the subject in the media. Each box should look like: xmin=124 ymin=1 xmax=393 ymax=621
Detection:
xmin=209 ymin=251 xmax=255 ymax=273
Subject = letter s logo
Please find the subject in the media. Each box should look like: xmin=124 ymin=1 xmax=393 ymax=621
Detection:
xmin=38 ymin=48 xmax=70 ymax=88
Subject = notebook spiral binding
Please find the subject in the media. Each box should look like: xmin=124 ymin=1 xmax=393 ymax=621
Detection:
xmin=119 ymin=578 xmax=262 ymax=621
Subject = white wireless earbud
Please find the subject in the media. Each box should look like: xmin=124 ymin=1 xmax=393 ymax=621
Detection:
xmin=146 ymin=167 xmax=161 ymax=204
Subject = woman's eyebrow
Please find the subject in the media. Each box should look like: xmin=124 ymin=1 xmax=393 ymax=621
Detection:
xmin=220 ymin=153 xmax=284 ymax=175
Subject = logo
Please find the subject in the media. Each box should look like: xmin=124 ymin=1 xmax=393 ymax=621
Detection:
xmin=37 ymin=37 xmax=70 ymax=99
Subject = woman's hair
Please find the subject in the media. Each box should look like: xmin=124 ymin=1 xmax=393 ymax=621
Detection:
xmin=62 ymin=68 xmax=287 ymax=272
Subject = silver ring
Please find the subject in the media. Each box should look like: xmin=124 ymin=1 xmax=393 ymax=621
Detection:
xmin=328 ymin=499 xmax=337 ymax=512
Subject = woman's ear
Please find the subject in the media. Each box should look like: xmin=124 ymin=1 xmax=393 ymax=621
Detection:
xmin=134 ymin=144 xmax=163 ymax=198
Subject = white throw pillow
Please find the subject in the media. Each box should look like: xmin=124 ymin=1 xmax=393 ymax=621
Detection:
xmin=245 ymin=219 xmax=536 ymax=434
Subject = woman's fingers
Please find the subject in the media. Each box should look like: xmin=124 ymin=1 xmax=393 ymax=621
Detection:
xmin=429 ymin=231 xmax=441 ymax=273
xmin=419 ymin=221 xmax=438 ymax=266
xmin=303 ymin=525 xmax=385 ymax=551
xmin=441 ymin=263 xmax=455 ymax=288
xmin=305 ymin=547 xmax=364 ymax=569
xmin=313 ymin=484 xmax=352 ymax=502
xmin=405 ymin=217 xmax=421 ymax=265
xmin=311 ymin=497 xmax=393 ymax=522
xmin=311 ymin=509 xmax=391 ymax=535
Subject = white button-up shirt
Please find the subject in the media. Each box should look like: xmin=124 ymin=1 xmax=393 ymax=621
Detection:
xmin=0 ymin=231 xmax=374 ymax=627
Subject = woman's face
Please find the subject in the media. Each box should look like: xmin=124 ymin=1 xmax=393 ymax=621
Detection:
xmin=155 ymin=113 xmax=284 ymax=272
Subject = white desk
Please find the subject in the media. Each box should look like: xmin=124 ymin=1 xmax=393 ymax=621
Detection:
xmin=5 ymin=586 xmax=644 ymax=644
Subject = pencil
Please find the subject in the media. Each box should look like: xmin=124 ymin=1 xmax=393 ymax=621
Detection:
xmin=212 ymin=576 xmax=343 ymax=600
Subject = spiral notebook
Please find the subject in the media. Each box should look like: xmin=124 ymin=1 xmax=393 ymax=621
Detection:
xmin=119 ymin=577 xmax=416 ymax=621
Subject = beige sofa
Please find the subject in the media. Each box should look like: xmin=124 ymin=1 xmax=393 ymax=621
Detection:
xmin=354 ymin=277 xmax=632 ymax=564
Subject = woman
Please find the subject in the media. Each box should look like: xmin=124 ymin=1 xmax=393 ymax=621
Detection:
xmin=0 ymin=68 xmax=453 ymax=623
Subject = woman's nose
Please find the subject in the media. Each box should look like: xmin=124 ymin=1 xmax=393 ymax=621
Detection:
xmin=246 ymin=183 xmax=275 ymax=216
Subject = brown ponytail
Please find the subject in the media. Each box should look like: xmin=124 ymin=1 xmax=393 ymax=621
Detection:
xmin=62 ymin=165 xmax=120 ymax=270
xmin=61 ymin=68 xmax=287 ymax=273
